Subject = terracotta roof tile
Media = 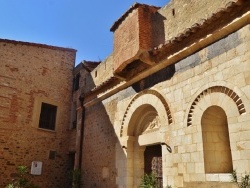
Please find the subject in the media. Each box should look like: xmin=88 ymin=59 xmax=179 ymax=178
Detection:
xmin=85 ymin=0 xmax=249 ymax=98
xmin=151 ymin=0 xmax=248 ymax=57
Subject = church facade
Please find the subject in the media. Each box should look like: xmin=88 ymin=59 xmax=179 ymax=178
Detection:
xmin=74 ymin=0 xmax=250 ymax=187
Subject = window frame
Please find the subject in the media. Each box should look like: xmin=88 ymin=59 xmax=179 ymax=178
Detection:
xmin=32 ymin=98 xmax=60 ymax=132
xmin=39 ymin=102 xmax=57 ymax=130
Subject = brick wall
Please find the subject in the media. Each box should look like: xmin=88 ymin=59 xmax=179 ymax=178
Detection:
xmin=112 ymin=5 xmax=159 ymax=73
xmin=0 ymin=40 xmax=76 ymax=188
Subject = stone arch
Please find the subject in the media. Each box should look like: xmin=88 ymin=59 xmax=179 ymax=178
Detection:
xmin=117 ymin=89 xmax=172 ymax=187
xmin=119 ymin=89 xmax=172 ymax=137
xmin=186 ymin=85 xmax=246 ymax=127
xmin=127 ymin=104 xmax=159 ymax=136
xmin=181 ymin=83 xmax=249 ymax=179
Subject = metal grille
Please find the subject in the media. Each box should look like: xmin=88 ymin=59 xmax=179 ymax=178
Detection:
xmin=152 ymin=156 xmax=163 ymax=188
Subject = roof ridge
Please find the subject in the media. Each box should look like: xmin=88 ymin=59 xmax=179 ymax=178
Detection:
xmin=110 ymin=2 xmax=160 ymax=32
xmin=0 ymin=38 xmax=76 ymax=52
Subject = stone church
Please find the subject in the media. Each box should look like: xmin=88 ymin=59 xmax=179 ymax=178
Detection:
xmin=1 ymin=0 xmax=250 ymax=187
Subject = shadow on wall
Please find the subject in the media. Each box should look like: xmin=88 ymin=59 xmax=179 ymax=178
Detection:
xmin=132 ymin=64 xmax=175 ymax=92
xmin=80 ymin=73 xmax=124 ymax=188
xmin=152 ymin=12 xmax=166 ymax=47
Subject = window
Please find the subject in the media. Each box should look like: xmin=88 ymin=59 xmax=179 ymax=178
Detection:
xmin=71 ymin=102 xmax=77 ymax=129
xmin=73 ymin=73 xmax=80 ymax=91
xmin=39 ymin=103 xmax=57 ymax=130
xmin=72 ymin=109 xmax=77 ymax=129
xmin=49 ymin=150 xmax=56 ymax=160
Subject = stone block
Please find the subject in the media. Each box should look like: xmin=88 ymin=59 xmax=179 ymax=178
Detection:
xmin=206 ymin=174 xmax=219 ymax=181
xmin=240 ymin=150 xmax=250 ymax=160
xmin=187 ymin=163 xmax=195 ymax=173
xmin=218 ymin=174 xmax=231 ymax=182
xmin=182 ymin=153 xmax=191 ymax=162
xmin=174 ymin=175 xmax=184 ymax=187
xmin=233 ymin=160 xmax=249 ymax=173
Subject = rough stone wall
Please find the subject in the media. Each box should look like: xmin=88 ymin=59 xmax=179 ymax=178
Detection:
xmin=159 ymin=0 xmax=234 ymax=40
xmin=81 ymin=102 xmax=118 ymax=188
xmin=88 ymin=55 xmax=114 ymax=92
xmin=0 ymin=40 xmax=76 ymax=188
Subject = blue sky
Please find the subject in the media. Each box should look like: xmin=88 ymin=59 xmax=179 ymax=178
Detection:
xmin=0 ymin=0 xmax=168 ymax=65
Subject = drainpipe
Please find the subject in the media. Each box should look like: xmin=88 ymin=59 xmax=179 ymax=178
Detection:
xmin=78 ymin=95 xmax=85 ymax=186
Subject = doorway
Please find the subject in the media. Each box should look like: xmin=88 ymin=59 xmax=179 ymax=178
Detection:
xmin=144 ymin=145 xmax=163 ymax=187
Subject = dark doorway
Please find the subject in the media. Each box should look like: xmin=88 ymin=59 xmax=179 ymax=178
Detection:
xmin=67 ymin=152 xmax=75 ymax=188
xmin=144 ymin=145 xmax=162 ymax=187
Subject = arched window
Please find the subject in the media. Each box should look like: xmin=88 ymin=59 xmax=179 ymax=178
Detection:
xmin=201 ymin=106 xmax=233 ymax=173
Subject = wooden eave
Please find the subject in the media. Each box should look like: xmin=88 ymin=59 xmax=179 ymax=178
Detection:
xmin=82 ymin=0 xmax=250 ymax=105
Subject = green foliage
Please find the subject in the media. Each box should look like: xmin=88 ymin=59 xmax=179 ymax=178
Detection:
xmin=231 ymin=169 xmax=250 ymax=188
xmin=140 ymin=173 xmax=159 ymax=188
xmin=140 ymin=173 xmax=172 ymax=188
xmin=5 ymin=165 xmax=39 ymax=188
xmin=71 ymin=169 xmax=81 ymax=188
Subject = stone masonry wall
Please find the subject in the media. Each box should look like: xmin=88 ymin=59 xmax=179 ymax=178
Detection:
xmin=90 ymin=0 xmax=236 ymax=92
xmin=81 ymin=23 xmax=250 ymax=187
xmin=159 ymin=0 xmax=234 ymax=40
xmin=0 ymin=40 xmax=76 ymax=188
xmin=115 ymin=24 xmax=250 ymax=187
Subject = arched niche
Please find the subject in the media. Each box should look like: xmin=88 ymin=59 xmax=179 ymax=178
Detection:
xmin=201 ymin=105 xmax=233 ymax=173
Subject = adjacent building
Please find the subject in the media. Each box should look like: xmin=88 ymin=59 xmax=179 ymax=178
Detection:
xmin=0 ymin=39 xmax=76 ymax=187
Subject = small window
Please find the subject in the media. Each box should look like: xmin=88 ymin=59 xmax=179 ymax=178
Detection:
xmin=71 ymin=103 xmax=77 ymax=129
xmin=39 ymin=103 xmax=57 ymax=130
xmin=172 ymin=8 xmax=175 ymax=16
xmin=83 ymin=77 xmax=86 ymax=87
xmin=49 ymin=150 xmax=56 ymax=160
xmin=72 ymin=110 xmax=77 ymax=129
xmin=73 ymin=73 xmax=80 ymax=91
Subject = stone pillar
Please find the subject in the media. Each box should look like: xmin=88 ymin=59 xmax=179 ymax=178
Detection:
xmin=116 ymin=136 xmax=136 ymax=187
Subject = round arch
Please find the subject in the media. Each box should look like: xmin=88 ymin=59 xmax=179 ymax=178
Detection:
xmin=116 ymin=89 xmax=173 ymax=187
xmin=185 ymin=84 xmax=247 ymax=127
xmin=119 ymin=89 xmax=173 ymax=138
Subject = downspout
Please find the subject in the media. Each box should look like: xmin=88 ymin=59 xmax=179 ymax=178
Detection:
xmin=78 ymin=95 xmax=85 ymax=186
